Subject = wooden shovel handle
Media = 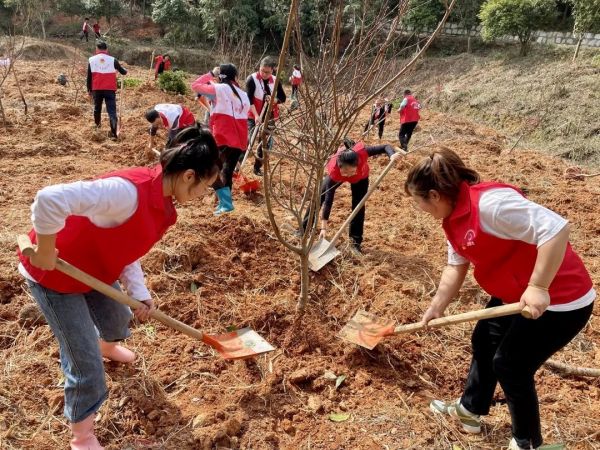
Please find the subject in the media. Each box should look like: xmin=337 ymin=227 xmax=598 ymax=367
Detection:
xmin=326 ymin=152 xmax=405 ymax=251
xmin=17 ymin=235 xmax=205 ymax=341
xmin=393 ymin=303 xmax=533 ymax=335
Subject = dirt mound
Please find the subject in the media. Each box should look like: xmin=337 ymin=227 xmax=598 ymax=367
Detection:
xmin=18 ymin=41 xmax=78 ymax=61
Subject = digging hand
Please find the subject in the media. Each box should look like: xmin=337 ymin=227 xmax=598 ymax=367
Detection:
xmin=519 ymin=285 xmax=550 ymax=320
xmin=29 ymin=247 xmax=59 ymax=271
xmin=420 ymin=303 xmax=444 ymax=328
xmin=318 ymin=229 xmax=327 ymax=240
xmin=391 ymin=151 xmax=404 ymax=163
xmin=133 ymin=298 xmax=155 ymax=322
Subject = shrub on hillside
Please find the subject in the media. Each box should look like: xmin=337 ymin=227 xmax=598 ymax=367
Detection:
xmin=479 ymin=0 xmax=555 ymax=56
xmin=157 ymin=70 xmax=188 ymax=95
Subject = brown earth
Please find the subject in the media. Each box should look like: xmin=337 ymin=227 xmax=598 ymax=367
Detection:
xmin=0 ymin=55 xmax=599 ymax=450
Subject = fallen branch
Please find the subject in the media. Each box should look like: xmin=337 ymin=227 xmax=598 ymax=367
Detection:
xmin=545 ymin=359 xmax=600 ymax=378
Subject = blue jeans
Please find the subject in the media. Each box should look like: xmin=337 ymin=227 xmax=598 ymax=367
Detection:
xmin=27 ymin=280 xmax=132 ymax=423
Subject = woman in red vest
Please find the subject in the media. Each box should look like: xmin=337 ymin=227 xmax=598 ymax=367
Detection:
xmin=300 ymin=140 xmax=401 ymax=254
xmin=17 ymin=132 xmax=220 ymax=450
xmin=405 ymin=148 xmax=595 ymax=450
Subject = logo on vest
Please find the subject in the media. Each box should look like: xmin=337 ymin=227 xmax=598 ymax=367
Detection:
xmin=462 ymin=229 xmax=476 ymax=249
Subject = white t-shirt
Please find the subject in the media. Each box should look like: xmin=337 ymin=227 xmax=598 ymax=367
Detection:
xmin=447 ymin=187 xmax=595 ymax=312
xmin=18 ymin=177 xmax=151 ymax=301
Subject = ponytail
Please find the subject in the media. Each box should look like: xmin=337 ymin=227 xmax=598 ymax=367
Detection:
xmin=404 ymin=147 xmax=480 ymax=201
xmin=218 ymin=63 xmax=243 ymax=108
xmin=160 ymin=126 xmax=220 ymax=182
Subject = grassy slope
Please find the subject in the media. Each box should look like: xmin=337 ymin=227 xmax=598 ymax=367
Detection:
xmin=402 ymin=45 xmax=600 ymax=167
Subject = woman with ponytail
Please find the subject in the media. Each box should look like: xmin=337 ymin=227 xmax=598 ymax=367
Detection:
xmin=405 ymin=148 xmax=595 ymax=450
xmin=300 ymin=139 xmax=402 ymax=254
xmin=191 ymin=63 xmax=250 ymax=215
xmin=17 ymin=131 xmax=220 ymax=449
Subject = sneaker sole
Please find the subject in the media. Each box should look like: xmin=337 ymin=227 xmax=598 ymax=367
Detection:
xmin=429 ymin=403 xmax=481 ymax=434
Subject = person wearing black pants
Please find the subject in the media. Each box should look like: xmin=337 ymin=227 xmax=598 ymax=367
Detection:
xmin=86 ymin=41 xmax=127 ymax=138
xmin=301 ymin=142 xmax=401 ymax=254
xmin=405 ymin=148 xmax=595 ymax=450
xmin=398 ymin=121 xmax=418 ymax=150
xmin=364 ymin=98 xmax=389 ymax=140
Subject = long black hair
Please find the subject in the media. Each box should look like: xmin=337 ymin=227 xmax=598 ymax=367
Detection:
xmin=218 ymin=63 xmax=243 ymax=108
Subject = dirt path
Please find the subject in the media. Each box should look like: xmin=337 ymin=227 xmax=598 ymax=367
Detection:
xmin=0 ymin=58 xmax=598 ymax=450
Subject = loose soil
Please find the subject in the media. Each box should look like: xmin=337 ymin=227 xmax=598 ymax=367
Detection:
xmin=0 ymin=51 xmax=598 ymax=450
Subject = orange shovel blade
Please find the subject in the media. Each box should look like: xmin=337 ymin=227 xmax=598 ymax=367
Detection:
xmin=233 ymin=172 xmax=260 ymax=193
xmin=202 ymin=327 xmax=275 ymax=360
xmin=338 ymin=310 xmax=395 ymax=350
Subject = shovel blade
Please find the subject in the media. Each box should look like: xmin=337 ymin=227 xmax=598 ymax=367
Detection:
xmin=308 ymin=238 xmax=340 ymax=272
xmin=338 ymin=310 xmax=395 ymax=350
xmin=203 ymin=327 xmax=275 ymax=360
xmin=233 ymin=173 xmax=260 ymax=193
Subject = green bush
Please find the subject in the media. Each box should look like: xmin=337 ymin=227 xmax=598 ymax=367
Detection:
xmin=118 ymin=77 xmax=143 ymax=89
xmin=157 ymin=70 xmax=188 ymax=95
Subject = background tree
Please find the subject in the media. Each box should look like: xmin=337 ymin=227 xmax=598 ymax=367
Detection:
xmin=261 ymin=0 xmax=456 ymax=314
xmin=152 ymin=0 xmax=203 ymax=45
xmin=570 ymin=0 xmax=600 ymax=60
xmin=451 ymin=0 xmax=484 ymax=52
xmin=479 ymin=0 xmax=555 ymax=56
xmin=3 ymin=0 xmax=59 ymax=39
xmin=84 ymin=0 xmax=123 ymax=26
xmin=403 ymin=0 xmax=445 ymax=38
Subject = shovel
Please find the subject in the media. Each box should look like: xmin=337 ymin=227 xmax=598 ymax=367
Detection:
xmin=234 ymin=106 xmax=268 ymax=193
xmin=308 ymin=152 xmax=403 ymax=272
xmin=17 ymin=235 xmax=275 ymax=360
xmin=116 ymin=76 xmax=124 ymax=138
xmin=339 ymin=303 xmax=533 ymax=350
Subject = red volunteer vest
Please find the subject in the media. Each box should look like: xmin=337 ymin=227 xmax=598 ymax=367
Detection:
xmin=89 ymin=50 xmax=117 ymax=91
xmin=248 ymin=73 xmax=280 ymax=120
xmin=19 ymin=166 xmax=177 ymax=294
xmin=154 ymin=55 xmax=163 ymax=75
xmin=211 ymin=83 xmax=250 ymax=150
xmin=400 ymin=95 xmax=420 ymax=124
xmin=156 ymin=104 xmax=195 ymax=130
xmin=443 ymin=181 xmax=593 ymax=304
xmin=326 ymin=142 xmax=370 ymax=184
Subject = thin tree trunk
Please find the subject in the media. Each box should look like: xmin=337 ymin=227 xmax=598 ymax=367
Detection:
xmin=39 ymin=14 xmax=46 ymax=40
xmin=12 ymin=67 xmax=28 ymax=115
xmin=0 ymin=96 xmax=6 ymax=125
xmin=467 ymin=32 xmax=471 ymax=53
xmin=296 ymin=253 xmax=310 ymax=314
xmin=572 ymin=35 xmax=583 ymax=62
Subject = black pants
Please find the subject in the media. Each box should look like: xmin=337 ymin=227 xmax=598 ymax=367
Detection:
xmin=291 ymin=84 xmax=298 ymax=98
xmin=93 ymin=90 xmax=117 ymax=137
xmin=302 ymin=176 xmax=369 ymax=247
xmin=398 ymin=121 xmax=418 ymax=150
xmin=247 ymin=118 xmax=273 ymax=173
xmin=364 ymin=118 xmax=385 ymax=139
xmin=461 ymin=297 xmax=593 ymax=449
xmin=213 ymin=146 xmax=242 ymax=190
xmin=80 ymin=31 xmax=89 ymax=42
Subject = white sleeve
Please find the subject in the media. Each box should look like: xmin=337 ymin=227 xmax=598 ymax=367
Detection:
xmin=479 ymin=188 xmax=568 ymax=247
xmin=119 ymin=260 xmax=151 ymax=301
xmin=31 ymin=177 xmax=138 ymax=234
xmin=447 ymin=241 xmax=469 ymax=265
xmin=399 ymin=98 xmax=408 ymax=108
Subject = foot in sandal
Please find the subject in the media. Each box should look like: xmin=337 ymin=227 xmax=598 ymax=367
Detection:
xmin=98 ymin=340 xmax=136 ymax=363
xmin=430 ymin=398 xmax=481 ymax=433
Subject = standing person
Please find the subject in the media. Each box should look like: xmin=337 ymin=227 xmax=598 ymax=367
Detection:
xmin=398 ymin=89 xmax=420 ymax=150
xmin=17 ymin=132 xmax=220 ymax=450
xmin=192 ymin=63 xmax=250 ymax=215
xmin=363 ymin=97 xmax=389 ymax=140
xmin=405 ymin=148 xmax=595 ymax=450
xmin=80 ymin=18 xmax=90 ymax=42
xmin=145 ymin=103 xmax=196 ymax=150
xmin=300 ymin=141 xmax=401 ymax=254
xmin=196 ymin=66 xmax=220 ymax=125
xmin=86 ymin=41 xmax=127 ymax=139
xmin=93 ymin=21 xmax=101 ymax=39
xmin=246 ymin=56 xmax=286 ymax=176
xmin=289 ymin=64 xmax=302 ymax=99
xmin=154 ymin=54 xmax=171 ymax=80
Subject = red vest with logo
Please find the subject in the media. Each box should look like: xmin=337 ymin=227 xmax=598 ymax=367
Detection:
xmin=155 ymin=104 xmax=195 ymax=130
xmin=18 ymin=166 xmax=177 ymax=294
xmin=326 ymin=142 xmax=370 ymax=184
xmin=400 ymin=95 xmax=420 ymax=124
xmin=248 ymin=72 xmax=280 ymax=120
xmin=89 ymin=50 xmax=117 ymax=91
xmin=443 ymin=181 xmax=593 ymax=304
xmin=211 ymin=83 xmax=250 ymax=150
